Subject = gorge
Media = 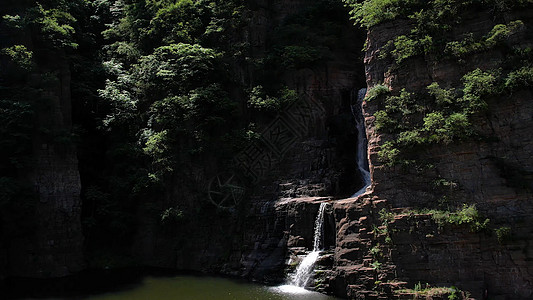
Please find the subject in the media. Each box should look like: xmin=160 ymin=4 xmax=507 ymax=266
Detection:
xmin=1 ymin=0 xmax=533 ymax=299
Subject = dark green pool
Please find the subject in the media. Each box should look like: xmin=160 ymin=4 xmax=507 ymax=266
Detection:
xmin=83 ymin=276 xmax=337 ymax=300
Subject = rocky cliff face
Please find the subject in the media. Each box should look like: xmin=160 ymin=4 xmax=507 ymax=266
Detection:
xmin=126 ymin=2 xmax=533 ymax=299
xmin=22 ymin=57 xmax=85 ymax=278
xmin=127 ymin=0 xmax=368 ymax=278
xmin=0 ymin=1 xmax=84 ymax=277
xmin=325 ymin=6 xmax=533 ymax=300
xmin=3 ymin=2 xmax=532 ymax=300
xmin=7 ymin=60 xmax=85 ymax=278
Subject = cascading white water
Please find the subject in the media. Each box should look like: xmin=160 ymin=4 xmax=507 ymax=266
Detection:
xmin=290 ymin=202 xmax=327 ymax=287
xmin=351 ymin=88 xmax=371 ymax=198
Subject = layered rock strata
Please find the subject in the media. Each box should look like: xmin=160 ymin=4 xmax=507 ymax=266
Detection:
xmin=325 ymin=6 xmax=533 ymax=300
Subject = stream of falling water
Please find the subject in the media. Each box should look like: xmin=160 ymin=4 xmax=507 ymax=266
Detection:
xmin=351 ymin=88 xmax=371 ymax=198
xmin=290 ymin=202 xmax=327 ymax=288
xmin=277 ymin=89 xmax=368 ymax=294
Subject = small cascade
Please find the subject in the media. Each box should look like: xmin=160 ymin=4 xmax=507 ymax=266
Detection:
xmin=290 ymin=202 xmax=327 ymax=287
xmin=351 ymin=88 xmax=371 ymax=198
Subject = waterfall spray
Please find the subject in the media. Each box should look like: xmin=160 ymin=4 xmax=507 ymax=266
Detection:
xmin=290 ymin=202 xmax=327 ymax=287
xmin=351 ymin=88 xmax=371 ymax=198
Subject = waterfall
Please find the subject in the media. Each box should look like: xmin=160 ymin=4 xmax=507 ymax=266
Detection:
xmin=290 ymin=202 xmax=327 ymax=287
xmin=351 ymin=88 xmax=371 ymax=198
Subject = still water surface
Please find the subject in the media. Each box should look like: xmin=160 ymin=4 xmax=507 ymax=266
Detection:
xmin=83 ymin=276 xmax=338 ymax=300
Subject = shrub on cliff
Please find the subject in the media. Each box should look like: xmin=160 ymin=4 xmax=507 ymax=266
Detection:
xmin=505 ymin=66 xmax=533 ymax=90
xmin=344 ymin=0 xmax=422 ymax=28
xmin=247 ymin=86 xmax=298 ymax=112
xmin=1 ymin=45 xmax=33 ymax=70
xmin=365 ymin=84 xmax=390 ymax=101
xmin=3 ymin=1 xmax=79 ymax=49
xmin=345 ymin=0 xmax=532 ymax=29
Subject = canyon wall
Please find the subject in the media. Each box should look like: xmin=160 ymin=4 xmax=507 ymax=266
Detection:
xmin=23 ymin=56 xmax=85 ymax=278
xmin=2 ymin=2 xmax=532 ymax=300
xmin=126 ymin=0 xmax=367 ymax=278
xmin=7 ymin=58 xmax=85 ymax=279
xmin=128 ymin=2 xmax=533 ymax=299
xmin=0 ymin=1 xmax=84 ymax=278
xmin=327 ymin=5 xmax=533 ymax=300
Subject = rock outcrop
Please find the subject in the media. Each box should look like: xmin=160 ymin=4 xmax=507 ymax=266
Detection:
xmin=0 ymin=0 xmax=84 ymax=277
xmin=8 ymin=57 xmax=85 ymax=278
xmin=325 ymin=5 xmax=533 ymax=300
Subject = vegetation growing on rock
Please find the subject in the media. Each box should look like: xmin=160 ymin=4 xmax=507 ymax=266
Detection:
xmin=345 ymin=0 xmax=533 ymax=167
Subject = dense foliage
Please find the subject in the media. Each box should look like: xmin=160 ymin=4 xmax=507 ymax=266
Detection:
xmin=0 ymin=0 xmax=88 ymax=241
xmin=2 ymin=0 xmax=354 ymax=266
xmin=4 ymin=0 xmax=529 ymax=270
xmin=76 ymin=0 xmax=254 ymax=264
xmin=344 ymin=0 xmax=533 ymax=29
